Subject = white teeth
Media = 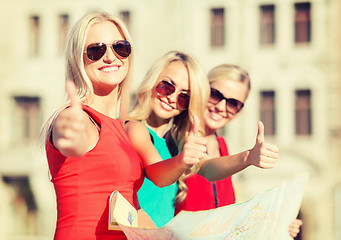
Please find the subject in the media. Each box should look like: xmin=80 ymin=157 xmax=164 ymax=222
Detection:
xmin=101 ymin=66 xmax=118 ymax=72
xmin=160 ymin=99 xmax=174 ymax=111
xmin=210 ymin=111 xmax=224 ymax=121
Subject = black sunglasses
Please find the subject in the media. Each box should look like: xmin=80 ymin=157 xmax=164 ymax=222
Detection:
xmin=155 ymin=80 xmax=190 ymax=109
xmin=209 ymin=88 xmax=244 ymax=114
xmin=84 ymin=40 xmax=131 ymax=61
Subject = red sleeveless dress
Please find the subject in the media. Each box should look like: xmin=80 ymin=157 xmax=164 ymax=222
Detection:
xmin=175 ymin=136 xmax=235 ymax=214
xmin=46 ymin=105 xmax=144 ymax=240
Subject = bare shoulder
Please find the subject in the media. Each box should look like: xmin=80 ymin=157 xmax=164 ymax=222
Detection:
xmin=124 ymin=120 xmax=149 ymax=141
xmin=124 ymin=120 xmax=161 ymax=166
xmin=124 ymin=119 xmax=142 ymax=130
xmin=124 ymin=120 xmax=146 ymax=132
xmin=54 ymin=106 xmax=88 ymax=121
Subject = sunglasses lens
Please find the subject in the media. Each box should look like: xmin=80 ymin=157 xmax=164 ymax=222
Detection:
xmin=156 ymin=81 xmax=175 ymax=96
xmin=86 ymin=44 xmax=107 ymax=61
xmin=209 ymin=88 xmax=224 ymax=104
xmin=227 ymin=99 xmax=244 ymax=113
xmin=227 ymin=99 xmax=240 ymax=108
xmin=156 ymin=80 xmax=190 ymax=109
xmin=113 ymin=40 xmax=131 ymax=58
xmin=86 ymin=41 xmax=131 ymax=61
xmin=210 ymin=88 xmax=244 ymax=114
xmin=177 ymin=93 xmax=190 ymax=109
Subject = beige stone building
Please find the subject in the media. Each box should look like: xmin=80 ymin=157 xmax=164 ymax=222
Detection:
xmin=0 ymin=0 xmax=340 ymax=239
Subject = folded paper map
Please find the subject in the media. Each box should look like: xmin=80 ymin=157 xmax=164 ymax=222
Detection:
xmin=108 ymin=190 xmax=138 ymax=230
xmin=109 ymin=174 xmax=308 ymax=240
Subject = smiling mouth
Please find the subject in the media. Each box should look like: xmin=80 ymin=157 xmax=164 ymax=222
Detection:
xmin=100 ymin=66 xmax=119 ymax=72
xmin=159 ymin=98 xmax=175 ymax=110
xmin=209 ymin=110 xmax=227 ymax=121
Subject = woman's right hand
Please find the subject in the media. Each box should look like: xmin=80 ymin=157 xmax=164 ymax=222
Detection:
xmin=52 ymin=81 xmax=89 ymax=157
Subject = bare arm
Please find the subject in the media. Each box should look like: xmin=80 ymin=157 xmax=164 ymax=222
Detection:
xmin=125 ymin=117 xmax=207 ymax=187
xmin=198 ymin=121 xmax=279 ymax=181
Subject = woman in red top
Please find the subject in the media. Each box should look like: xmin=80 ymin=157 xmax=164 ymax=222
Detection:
xmin=44 ymin=11 xmax=207 ymax=240
xmin=175 ymin=64 xmax=302 ymax=238
xmin=175 ymin=64 xmax=254 ymax=213
xmin=174 ymin=136 xmax=235 ymax=212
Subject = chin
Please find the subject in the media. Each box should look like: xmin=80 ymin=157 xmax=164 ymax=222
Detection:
xmin=212 ymin=118 xmax=231 ymax=129
xmin=206 ymin=119 xmax=221 ymax=130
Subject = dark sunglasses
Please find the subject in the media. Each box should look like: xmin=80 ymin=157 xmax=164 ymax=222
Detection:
xmin=209 ymin=88 xmax=244 ymax=114
xmin=84 ymin=40 xmax=131 ymax=61
xmin=155 ymin=80 xmax=190 ymax=109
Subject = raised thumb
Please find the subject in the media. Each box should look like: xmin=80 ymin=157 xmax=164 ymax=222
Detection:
xmin=189 ymin=115 xmax=200 ymax=136
xmin=256 ymin=121 xmax=265 ymax=143
xmin=66 ymin=80 xmax=81 ymax=110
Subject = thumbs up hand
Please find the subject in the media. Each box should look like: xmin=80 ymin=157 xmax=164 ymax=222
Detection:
xmin=247 ymin=121 xmax=279 ymax=169
xmin=66 ymin=80 xmax=83 ymax=112
xmin=180 ymin=115 xmax=207 ymax=168
xmin=52 ymin=80 xmax=88 ymax=157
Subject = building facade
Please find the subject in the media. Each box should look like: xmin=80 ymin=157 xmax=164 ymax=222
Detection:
xmin=0 ymin=0 xmax=340 ymax=239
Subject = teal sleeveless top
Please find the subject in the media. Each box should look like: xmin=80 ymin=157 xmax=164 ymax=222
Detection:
xmin=137 ymin=127 xmax=178 ymax=227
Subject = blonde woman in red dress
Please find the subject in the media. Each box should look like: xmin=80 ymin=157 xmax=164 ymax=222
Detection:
xmin=44 ymin=11 xmax=206 ymax=240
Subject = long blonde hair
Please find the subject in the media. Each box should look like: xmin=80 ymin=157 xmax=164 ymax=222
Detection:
xmin=43 ymin=11 xmax=134 ymax=143
xmin=128 ymin=51 xmax=209 ymax=149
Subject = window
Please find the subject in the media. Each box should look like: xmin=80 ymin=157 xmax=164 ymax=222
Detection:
xmin=14 ymin=96 xmax=41 ymax=142
xmin=260 ymin=91 xmax=275 ymax=136
xmin=295 ymin=89 xmax=311 ymax=135
xmin=335 ymin=185 xmax=341 ymax=240
xmin=210 ymin=8 xmax=225 ymax=47
xmin=29 ymin=15 xmax=40 ymax=56
xmin=58 ymin=14 xmax=69 ymax=54
xmin=294 ymin=2 xmax=311 ymax=43
xmin=120 ymin=11 xmax=130 ymax=30
xmin=2 ymin=176 xmax=37 ymax=235
xmin=260 ymin=5 xmax=275 ymax=45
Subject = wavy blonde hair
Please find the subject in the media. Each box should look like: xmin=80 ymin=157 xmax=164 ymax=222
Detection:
xmin=128 ymin=51 xmax=209 ymax=148
xmin=175 ymin=64 xmax=251 ymax=204
xmin=43 ymin=11 xmax=134 ymax=143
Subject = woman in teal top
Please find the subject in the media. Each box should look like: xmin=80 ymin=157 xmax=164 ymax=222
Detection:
xmin=137 ymin=127 xmax=178 ymax=227
xmin=126 ymin=51 xmax=209 ymax=227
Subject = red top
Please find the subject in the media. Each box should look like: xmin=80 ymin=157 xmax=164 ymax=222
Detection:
xmin=46 ymin=105 xmax=144 ymax=240
xmin=175 ymin=136 xmax=235 ymax=214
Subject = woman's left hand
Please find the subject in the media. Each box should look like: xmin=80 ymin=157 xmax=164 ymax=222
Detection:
xmin=180 ymin=115 xmax=207 ymax=168
xmin=289 ymin=218 xmax=303 ymax=238
xmin=247 ymin=121 xmax=279 ymax=169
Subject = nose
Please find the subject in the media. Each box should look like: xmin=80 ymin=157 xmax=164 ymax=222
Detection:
xmin=166 ymin=91 xmax=178 ymax=103
xmin=215 ymin=98 xmax=227 ymax=111
xmin=102 ymin=45 xmax=117 ymax=63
